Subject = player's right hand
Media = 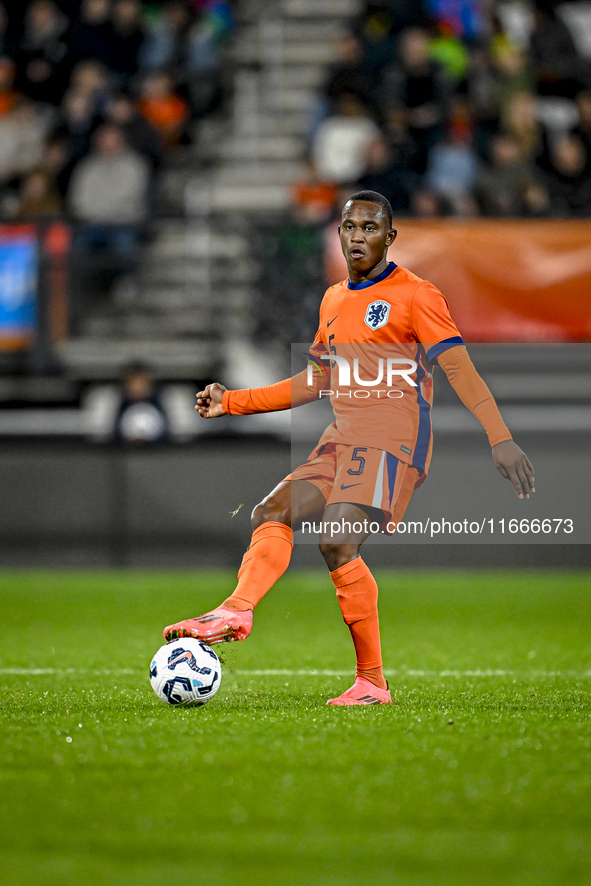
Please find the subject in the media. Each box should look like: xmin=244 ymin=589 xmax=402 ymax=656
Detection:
xmin=196 ymin=383 xmax=227 ymax=418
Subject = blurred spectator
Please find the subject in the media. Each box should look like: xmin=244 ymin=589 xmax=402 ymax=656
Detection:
xmin=68 ymin=123 xmax=149 ymax=225
xmin=411 ymin=186 xmax=446 ymax=216
xmin=185 ymin=0 xmax=233 ymax=118
xmin=425 ymin=97 xmax=478 ymax=215
xmin=191 ymin=0 xmax=234 ymax=66
xmin=108 ymin=0 xmax=145 ymax=83
xmin=357 ymin=135 xmax=414 ymax=212
xmin=67 ymin=0 xmax=113 ymax=67
xmin=69 ymin=59 xmax=111 ymax=112
xmin=357 ymin=0 xmax=425 ymax=41
xmin=324 ymin=31 xmax=373 ymax=109
xmin=14 ymin=169 xmax=63 ymax=218
xmin=476 ymin=132 xmax=548 ymax=216
xmin=529 ymin=5 xmax=586 ymax=99
xmin=573 ymin=90 xmax=591 ymax=157
xmin=0 ymin=98 xmax=52 ymax=184
xmin=53 ymin=88 xmax=98 ymax=171
xmin=502 ymin=90 xmax=541 ymax=161
xmin=312 ymin=92 xmax=380 ymax=184
xmin=0 ymin=56 xmax=18 ymax=116
xmin=428 ymin=23 xmax=470 ymax=84
xmin=0 ymin=4 xmax=13 ymax=58
xmin=68 ymin=124 xmax=149 ymax=323
xmin=381 ymin=104 xmax=418 ymax=169
xmin=137 ymin=69 xmax=188 ymax=148
xmin=425 ymin=129 xmax=478 ymax=215
xmin=140 ymin=0 xmax=194 ymax=75
xmin=38 ymin=136 xmax=71 ymax=196
xmin=467 ymin=45 xmax=500 ymax=146
xmin=291 ymin=158 xmax=338 ymax=225
xmin=424 ymin=0 xmax=485 ymax=43
xmin=102 ymin=91 xmax=162 ymax=170
xmin=488 ymin=28 xmax=533 ymax=120
xmin=15 ymin=0 xmax=69 ymax=105
xmin=379 ymin=28 xmax=447 ymax=172
xmin=355 ymin=5 xmax=398 ymax=74
xmin=114 ymin=362 xmax=169 ymax=445
xmin=543 ymin=133 xmax=591 ymax=217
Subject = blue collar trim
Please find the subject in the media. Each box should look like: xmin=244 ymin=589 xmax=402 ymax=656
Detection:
xmin=347 ymin=261 xmax=397 ymax=290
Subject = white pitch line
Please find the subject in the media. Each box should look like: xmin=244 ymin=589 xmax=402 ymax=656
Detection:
xmin=0 ymin=668 xmax=137 ymax=676
xmin=0 ymin=667 xmax=590 ymax=678
xmin=234 ymin=668 xmax=591 ymax=678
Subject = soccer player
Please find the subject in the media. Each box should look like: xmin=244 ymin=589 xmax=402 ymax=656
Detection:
xmin=164 ymin=190 xmax=535 ymax=706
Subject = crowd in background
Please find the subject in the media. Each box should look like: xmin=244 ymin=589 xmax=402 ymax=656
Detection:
xmin=0 ymin=0 xmax=233 ymax=226
xmin=293 ymin=0 xmax=591 ymax=221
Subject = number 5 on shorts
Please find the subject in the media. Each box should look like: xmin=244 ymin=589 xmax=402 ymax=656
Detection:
xmin=347 ymin=447 xmax=367 ymax=476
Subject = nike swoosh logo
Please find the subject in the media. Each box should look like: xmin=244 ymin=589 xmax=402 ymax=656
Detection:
xmin=340 ymin=482 xmax=363 ymax=490
xmin=327 ymin=316 xmax=338 ymax=327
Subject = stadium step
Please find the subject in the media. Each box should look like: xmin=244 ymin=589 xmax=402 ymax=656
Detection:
xmin=57 ymin=339 xmax=220 ymax=380
xmin=233 ymin=40 xmax=338 ymax=65
xmin=215 ymin=135 xmax=306 ymax=161
xmin=275 ymin=64 xmax=327 ymax=89
xmin=145 ymin=227 xmax=247 ymax=261
xmin=208 ymin=183 xmax=292 ymax=212
xmin=238 ymin=20 xmax=343 ymax=44
xmin=282 ymin=0 xmax=362 ymax=17
xmin=263 ymin=88 xmax=315 ymax=112
xmin=210 ymin=161 xmax=306 ymax=187
xmin=85 ymin=310 xmax=218 ymax=339
xmin=254 ymin=113 xmax=312 ymax=136
xmin=0 ymin=375 xmax=78 ymax=404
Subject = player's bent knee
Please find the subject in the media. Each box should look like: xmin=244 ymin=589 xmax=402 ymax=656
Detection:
xmin=319 ymin=543 xmax=359 ymax=573
xmin=251 ymin=498 xmax=291 ymax=530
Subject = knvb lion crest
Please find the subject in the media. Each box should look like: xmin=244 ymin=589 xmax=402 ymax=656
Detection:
xmin=364 ymin=300 xmax=391 ymax=330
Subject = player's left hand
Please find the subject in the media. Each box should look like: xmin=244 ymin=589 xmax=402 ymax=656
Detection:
xmin=492 ymin=440 xmax=535 ymax=499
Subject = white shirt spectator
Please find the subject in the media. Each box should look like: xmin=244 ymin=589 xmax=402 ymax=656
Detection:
xmin=312 ymin=96 xmax=381 ymax=184
xmin=69 ymin=124 xmax=150 ymax=224
xmin=0 ymin=102 xmax=52 ymax=181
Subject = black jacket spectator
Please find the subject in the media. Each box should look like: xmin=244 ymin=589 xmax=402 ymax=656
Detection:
xmin=66 ymin=0 xmax=113 ymax=67
xmin=107 ymin=0 xmax=145 ymax=82
xmin=543 ymin=134 xmax=591 ymax=217
xmin=529 ymin=7 xmax=585 ymax=99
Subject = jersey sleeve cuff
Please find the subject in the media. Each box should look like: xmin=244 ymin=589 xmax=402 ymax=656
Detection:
xmin=222 ymin=389 xmax=233 ymax=415
xmin=427 ymin=337 xmax=464 ymax=362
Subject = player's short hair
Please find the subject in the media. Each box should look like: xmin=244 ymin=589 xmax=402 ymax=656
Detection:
xmin=343 ymin=190 xmax=393 ymax=227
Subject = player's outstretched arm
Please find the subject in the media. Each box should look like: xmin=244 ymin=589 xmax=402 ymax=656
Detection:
xmin=437 ymin=346 xmax=535 ymax=499
xmin=196 ymin=383 xmax=226 ymax=418
xmin=195 ymin=367 xmax=323 ymax=418
xmin=491 ymin=439 xmax=535 ymax=500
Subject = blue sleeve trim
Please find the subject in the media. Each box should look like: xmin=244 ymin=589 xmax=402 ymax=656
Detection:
xmin=427 ymin=336 xmax=464 ymax=362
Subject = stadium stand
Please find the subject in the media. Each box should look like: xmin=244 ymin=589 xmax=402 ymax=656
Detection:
xmin=0 ymin=0 xmax=589 ymax=440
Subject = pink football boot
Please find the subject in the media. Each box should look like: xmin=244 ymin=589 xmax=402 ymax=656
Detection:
xmin=163 ymin=607 xmax=253 ymax=645
xmin=327 ymin=676 xmax=392 ymax=706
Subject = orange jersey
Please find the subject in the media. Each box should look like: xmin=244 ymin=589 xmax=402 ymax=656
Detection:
xmin=307 ymin=261 xmax=463 ymax=474
xmin=223 ymin=261 xmax=511 ymax=476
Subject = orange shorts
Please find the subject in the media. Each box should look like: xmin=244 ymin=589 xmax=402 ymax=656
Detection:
xmin=286 ymin=442 xmax=419 ymax=531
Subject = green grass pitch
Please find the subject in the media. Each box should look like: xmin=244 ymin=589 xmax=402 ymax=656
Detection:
xmin=1 ymin=568 xmax=590 ymax=886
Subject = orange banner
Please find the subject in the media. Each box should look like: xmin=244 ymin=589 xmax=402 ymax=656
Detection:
xmin=325 ymin=220 xmax=591 ymax=342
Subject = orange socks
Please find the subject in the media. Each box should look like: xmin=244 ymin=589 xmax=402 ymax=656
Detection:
xmin=222 ymin=521 xmax=294 ymax=611
xmin=223 ymin=529 xmax=387 ymax=691
xmin=330 ymin=557 xmax=387 ymax=691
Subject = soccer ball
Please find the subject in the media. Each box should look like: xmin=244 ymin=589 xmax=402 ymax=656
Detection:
xmin=150 ymin=638 xmax=222 ymax=707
